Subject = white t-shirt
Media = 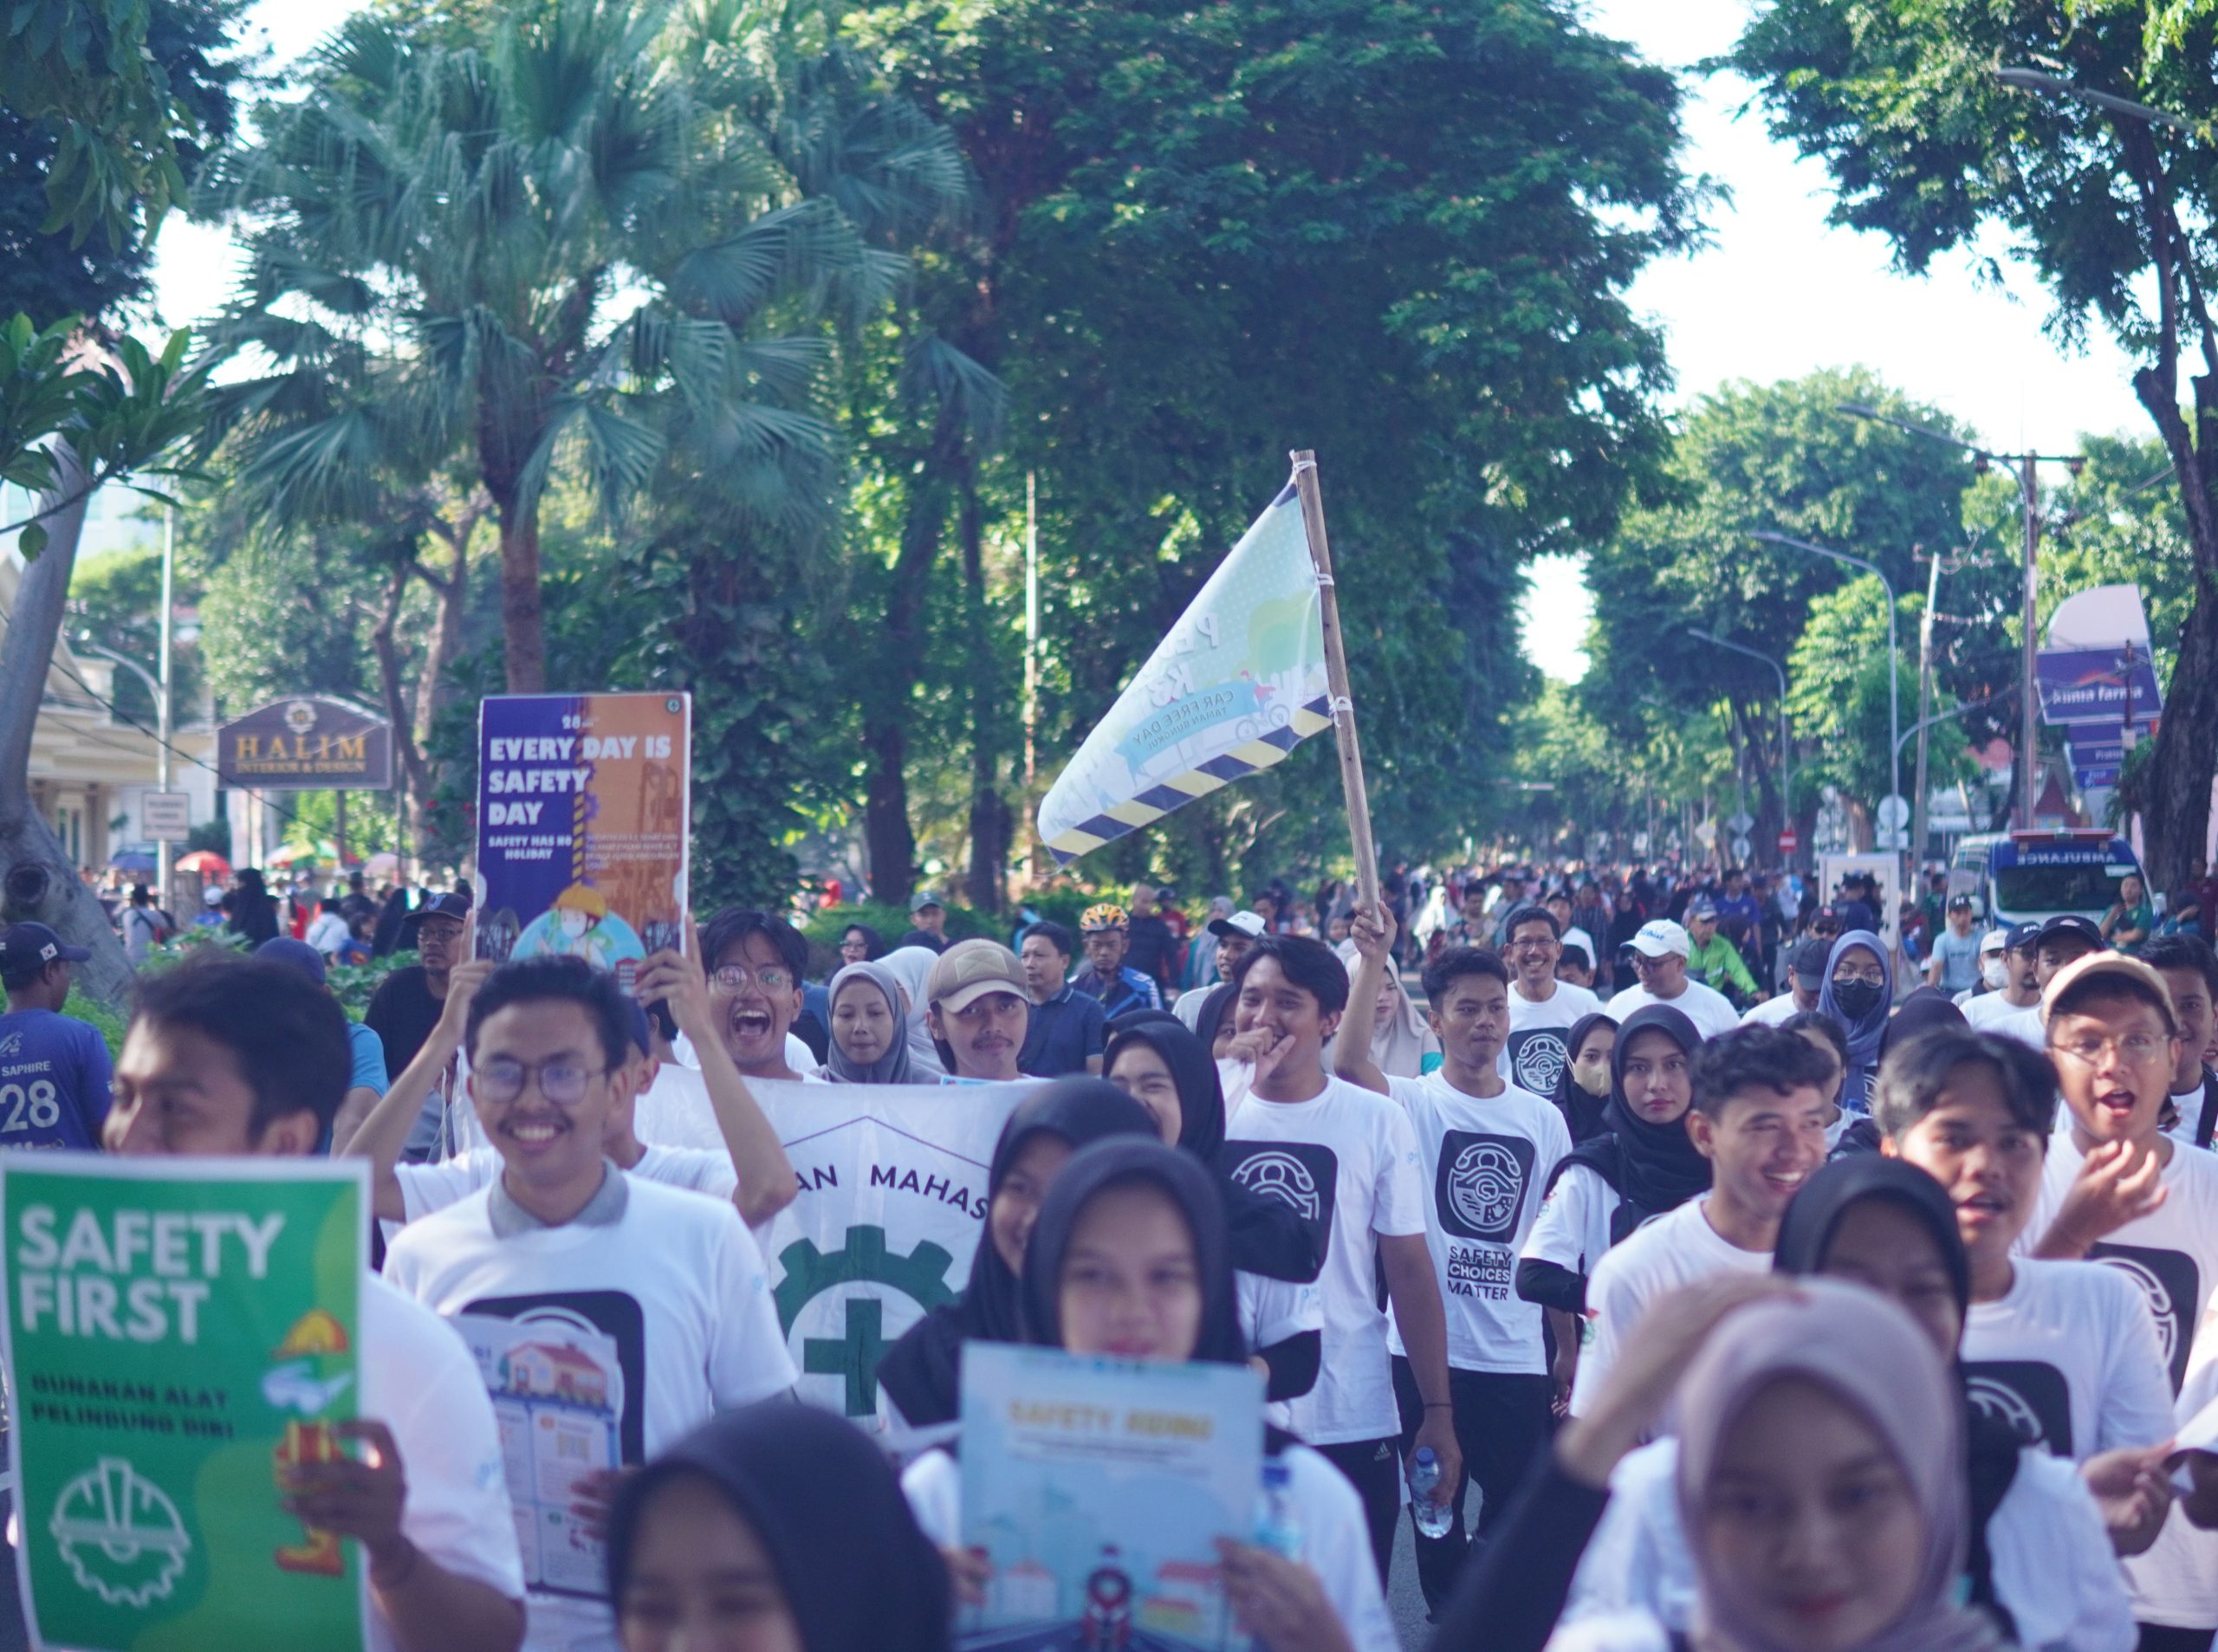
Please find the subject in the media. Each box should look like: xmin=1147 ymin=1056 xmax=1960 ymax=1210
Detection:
xmin=1384 ymin=1072 xmax=1569 ymax=1374
xmin=902 ymin=1442 xmax=1398 ymax=1652
xmin=1986 ymin=1003 xmax=2047 ymax=1049
xmin=1963 ymin=991 xmax=2040 ymax=1033
xmin=1568 ymin=1198 xmax=1770 ymax=1416
xmin=361 ymin=1275 xmax=527 ymax=1652
xmin=396 ymin=1146 xmax=738 ymax=1222
xmin=2166 ymin=1083 xmax=2215 ymax=1152
xmin=1962 ymin=1257 xmax=2175 ymax=1463
xmin=1738 ymin=993 xmax=1806 ymax=1027
xmin=1520 ymin=1163 xmax=1621 ymax=1289
xmin=1602 ymin=980 xmax=1740 ymax=1040
xmin=1225 ymin=1076 xmax=1427 ymax=1443
xmin=1500 ymin=981 xmax=1604 ymax=1095
xmin=2023 ymin=1128 xmax=2218 ymax=1628
xmin=382 ymin=1176 xmax=796 ymax=1651
xmin=1563 ymin=1435 xmax=2134 ymax=1652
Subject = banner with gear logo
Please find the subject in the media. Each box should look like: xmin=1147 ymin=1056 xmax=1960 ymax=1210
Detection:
xmin=0 ymin=1156 xmax=368 ymax=1652
xmin=736 ymin=1080 xmax=1034 ymax=1420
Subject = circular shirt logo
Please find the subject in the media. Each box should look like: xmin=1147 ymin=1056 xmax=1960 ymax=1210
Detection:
xmin=1964 ymin=1376 xmax=2046 ymax=1448
xmin=1232 ymin=1151 xmax=1321 ymax=1221
xmin=2098 ymin=1255 xmax=2178 ymax=1368
xmin=1447 ymin=1141 xmax=1524 ymax=1234
xmin=1513 ymin=1030 xmax=1569 ymax=1095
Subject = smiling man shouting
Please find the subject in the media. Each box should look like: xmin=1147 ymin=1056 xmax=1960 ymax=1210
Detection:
xmin=698 ymin=907 xmax=816 ymax=1081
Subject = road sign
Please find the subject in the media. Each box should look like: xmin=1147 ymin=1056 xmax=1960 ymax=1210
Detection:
xmin=1875 ymin=827 xmax=1909 ymax=851
xmin=1728 ymin=810 xmax=1754 ymax=834
xmin=1731 ymin=835 xmax=1754 ymax=863
xmin=140 ymin=792 xmax=191 ymax=841
xmin=1876 ymin=794 xmax=1910 ymax=832
xmin=1778 ymin=827 xmax=1799 ymax=854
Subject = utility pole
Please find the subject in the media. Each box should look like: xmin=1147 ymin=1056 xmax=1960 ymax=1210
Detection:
xmin=157 ymin=502 xmax=175 ymax=904
xmin=1911 ymin=548 xmax=1941 ymax=875
xmin=2020 ymin=455 xmax=2040 ymax=828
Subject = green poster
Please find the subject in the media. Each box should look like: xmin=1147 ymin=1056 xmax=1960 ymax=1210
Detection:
xmin=0 ymin=1156 xmax=368 ymax=1652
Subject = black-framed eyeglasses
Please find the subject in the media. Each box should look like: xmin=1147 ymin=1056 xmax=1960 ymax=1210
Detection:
xmin=475 ymin=1057 xmax=609 ymax=1105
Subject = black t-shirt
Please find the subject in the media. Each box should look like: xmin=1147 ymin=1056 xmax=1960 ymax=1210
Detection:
xmin=365 ymin=966 xmax=445 ymax=1076
xmin=1123 ymin=914 xmax=1175 ymax=984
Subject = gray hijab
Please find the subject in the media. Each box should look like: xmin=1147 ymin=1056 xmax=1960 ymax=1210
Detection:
xmin=824 ymin=963 xmax=924 ymax=1085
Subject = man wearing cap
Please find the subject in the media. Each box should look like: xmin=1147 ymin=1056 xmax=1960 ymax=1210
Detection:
xmin=1925 ymin=892 xmax=1984 ymax=995
xmin=1954 ymin=927 xmax=2009 ymax=1007
xmin=366 ymin=891 xmax=472 ymax=1079
xmin=1071 ymin=904 xmax=1164 ymax=1020
xmin=1741 ymin=936 xmax=1830 ymax=1026
xmin=1683 ymin=899 xmax=1760 ymax=1006
xmin=1991 ymin=916 xmax=2110 ymax=1050
xmin=0 ymin=922 xmax=111 ymax=1150
xmin=1966 ymin=922 xmax=2047 ymax=1043
xmin=1174 ymin=909 xmax=1266 ymax=1032
xmin=1015 ymin=920 xmax=1106 ymax=1077
xmin=2144 ymin=936 xmax=2218 ymax=1153
xmin=1603 ymin=918 xmax=1739 ymax=1038
xmin=925 ymin=940 xmax=1036 ymax=1083
xmin=898 ymin=890 xmax=950 ymax=955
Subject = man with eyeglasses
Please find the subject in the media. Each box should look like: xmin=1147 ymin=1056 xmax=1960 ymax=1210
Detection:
xmin=383 ymin=955 xmax=795 ymax=1652
xmin=366 ymin=891 xmax=471 ymax=1080
xmin=697 ymin=907 xmax=820 ymax=1081
xmin=2023 ymin=952 xmax=2218 ymax=1649
xmin=1497 ymin=904 xmax=1601 ymax=1095
xmin=1968 ymin=922 xmax=2048 ymax=1047
xmin=1603 ymin=918 xmax=1739 ymax=1039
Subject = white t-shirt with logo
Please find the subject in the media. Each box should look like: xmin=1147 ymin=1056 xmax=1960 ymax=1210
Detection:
xmin=361 ymin=1276 xmax=527 ymax=1652
xmin=382 ymin=1176 xmax=796 ymax=1650
xmin=1499 ymin=981 xmax=1604 ymax=1095
xmin=1601 ymin=980 xmax=1740 ymax=1040
xmin=1226 ymin=1076 xmax=1427 ymax=1444
xmin=1961 ymin=1257 xmax=2175 ymax=1463
xmin=1383 ymin=1072 xmax=1569 ymax=1375
xmin=396 ymin=1145 xmax=739 ymax=1222
xmin=1520 ymin=1163 xmax=1622 ymax=1289
xmin=1568 ymin=1198 xmax=1770 ymax=1416
xmin=2022 ymin=1129 xmax=2218 ymax=1628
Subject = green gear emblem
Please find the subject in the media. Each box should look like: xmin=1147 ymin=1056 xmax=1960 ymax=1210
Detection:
xmin=775 ymin=1226 xmax=959 ymax=1416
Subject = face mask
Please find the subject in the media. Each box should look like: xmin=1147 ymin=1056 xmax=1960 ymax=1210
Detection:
xmin=1573 ymin=1069 xmax=1612 ymax=1098
xmin=1831 ymin=979 xmax=1884 ymax=1020
xmin=1981 ymin=957 xmax=2010 ymax=990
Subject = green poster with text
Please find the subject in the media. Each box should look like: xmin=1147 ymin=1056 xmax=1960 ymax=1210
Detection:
xmin=0 ymin=1156 xmax=368 ymax=1652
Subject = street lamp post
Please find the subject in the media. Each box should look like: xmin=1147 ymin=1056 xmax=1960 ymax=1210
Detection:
xmin=1750 ymin=531 xmax=1901 ymax=868
xmin=1686 ymin=627 xmax=1793 ymax=865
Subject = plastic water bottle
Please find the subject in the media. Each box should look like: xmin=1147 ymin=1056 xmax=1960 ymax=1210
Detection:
xmin=1255 ymin=1460 xmax=1302 ymax=1558
xmin=1407 ymin=1447 xmax=1454 ymax=1539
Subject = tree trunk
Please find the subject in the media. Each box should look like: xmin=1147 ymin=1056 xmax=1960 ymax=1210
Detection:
xmin=496 ymin=503 xmax=546 ymax=694
xmin=0 ymin=444 xmax=135 ymax=1003
xmin=859 ymin=473 xmax=949 ymax=904
xmin=2145 ymin=580 xmax=2218 ymax=888
xmin=959 ymin=474 xmax=1005 ymax=912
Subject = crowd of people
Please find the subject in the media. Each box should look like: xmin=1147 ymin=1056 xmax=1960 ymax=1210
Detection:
xmin=7 ymin=844 xmax=2218 ymax=1652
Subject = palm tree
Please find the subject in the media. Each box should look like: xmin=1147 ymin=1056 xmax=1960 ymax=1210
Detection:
xmin=204 ymin=0 xmax=971 ymax=691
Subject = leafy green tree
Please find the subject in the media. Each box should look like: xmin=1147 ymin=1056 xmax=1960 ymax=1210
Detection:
xmin=1729 ymin=0 xmax=2218 ymax=884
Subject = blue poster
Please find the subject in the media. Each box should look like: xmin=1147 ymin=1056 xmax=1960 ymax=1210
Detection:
xmin=474 ymin=693 xmax=691 ymax=991
xmin=2035 ymin=648 xmax=2164 ymax=727
xmin=958 ymin=1344 xmax=1261 ymax=1652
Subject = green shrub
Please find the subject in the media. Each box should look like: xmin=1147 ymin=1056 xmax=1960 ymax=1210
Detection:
xmin=62 ymin=991 xmax=129 ymax=1060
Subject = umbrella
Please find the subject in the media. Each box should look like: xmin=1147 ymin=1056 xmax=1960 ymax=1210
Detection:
xmin=107 ymin=851 xmax=156 ymax=874
xmin=363 ymin=852 xmax=401 ymax=878
xmin=175 ymin=851 xmax=231 ymax=877
xmin=267 ymin=840 xmax=357 ymax=868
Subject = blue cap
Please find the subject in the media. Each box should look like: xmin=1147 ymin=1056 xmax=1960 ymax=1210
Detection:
xmin=254 ymin=936 xmax=328 ymax=987
xmin=0 ymin=923 xmax=92 ymax=981
xmin=2003 ymin=922 xmax=2042 ymax=954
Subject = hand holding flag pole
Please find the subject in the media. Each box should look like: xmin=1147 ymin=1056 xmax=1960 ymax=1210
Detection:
xmin=1289 ymin=450 xmax=1379 ymax=914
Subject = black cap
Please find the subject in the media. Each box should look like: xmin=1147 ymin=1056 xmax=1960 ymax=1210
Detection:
xmin=400 ymin=891 xmax=472 ymax=931
xmin=1790 ymin=936 xmax=1832 ymax=984
xmin=2004 ymin=921 xmax=2042 ymax=953
xmin=2038 ymin=913 xmax=2106 ymax=950
xmin=1947 ymin=893 xmax=1974 ymax=910
xmin=0 ymin=923 xmax=93 ymax=982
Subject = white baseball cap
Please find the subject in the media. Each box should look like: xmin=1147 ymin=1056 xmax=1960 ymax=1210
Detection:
xmin=1209 ymin=910 xmax=1267 ymax=940
xmin=1978 ymin=929 xmax=2008 ymax=956
xmin=1627 ymin=919 xmax=1691 ymax=959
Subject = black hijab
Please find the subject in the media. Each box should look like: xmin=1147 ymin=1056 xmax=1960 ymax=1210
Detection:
xmin=1771 ymin=1155 xmax=2020 ymax=1637
xmin=1021 ymin=1137 xmax=1294 ymax=1455
xmin=1552 ymin=1003 xmax=1709 ymax=1241
xmin=1549 ymin=1012 xmax=1619 ymax=1145
xmin=873 ymin=1079 xmax=1155 ymax=1428
xmin=1103 ymin=1019 xmax=1319 ymax=1283
xmin=606 ymin=1404 xmax=950 ymax=1652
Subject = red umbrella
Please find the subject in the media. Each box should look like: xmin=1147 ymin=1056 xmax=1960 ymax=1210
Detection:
xmin=175 ymin=851 xmax=232 ymax=877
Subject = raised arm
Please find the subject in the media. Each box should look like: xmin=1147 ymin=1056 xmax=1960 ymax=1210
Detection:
xmin=1330 ymin=901 xmax=1397 ymax=1096
xmin=338 ymin=960 xmax=491 ymax=1223
xmin=634 ymin=914 xmax=798 ymax=1228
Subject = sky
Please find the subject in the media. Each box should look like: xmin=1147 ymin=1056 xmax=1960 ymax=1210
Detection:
xmin=146 ymin=0 xmax=2156 ymax=680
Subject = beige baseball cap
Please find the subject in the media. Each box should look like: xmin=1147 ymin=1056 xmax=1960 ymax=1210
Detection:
xmin=926 ymin=938 xmax=1028 ymax=1013
xmin=2039 ymin=949 xmax=2178 ymax=1032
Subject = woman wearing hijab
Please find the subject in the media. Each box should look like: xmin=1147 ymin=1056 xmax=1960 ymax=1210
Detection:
xmin=874 ymin=1079 xmax=1153 ymax=1454
xmin=1104 ymin=1018 xmax=1321 ymax=1403
xmin=1471 ymin=1159 xmax=2132 ymax=1652
xmin=1362 ymin=970 xmax=1438 ymax=1080
xmin=821 ymin=961 xmax=930 ymax=1084
xmin=1550 ymin=1014 xmax=1618 ymax=1146
xmin=606 ymin=1404 xmax=950 ymax=1652
xmin=1817 ymin=929 xmax=1894 ymax=1112
xmin=878 ymin=945 xmax=949 ymax=1078
xmin=1828 ymin=989 xmax=1970 ymax=1156
xmin=1517 ymin=1006 xmax=1709 ymax=1319
xmin=900 ymin=1138 xmax=1398 ymax=1652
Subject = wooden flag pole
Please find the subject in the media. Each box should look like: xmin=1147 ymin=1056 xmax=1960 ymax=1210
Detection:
xmin=1289 ymin=450 xmax=1380 ymax=914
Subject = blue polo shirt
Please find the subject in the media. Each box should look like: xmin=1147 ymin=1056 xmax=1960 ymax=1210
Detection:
xmin=0 ymin=1007 xmax=113 ymax=1150
xmin=1021 ymin=984 xmax=1108 ymax=1079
